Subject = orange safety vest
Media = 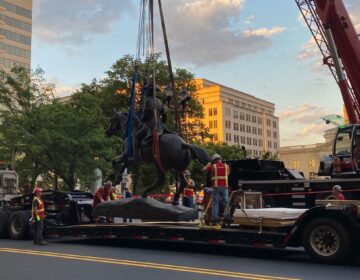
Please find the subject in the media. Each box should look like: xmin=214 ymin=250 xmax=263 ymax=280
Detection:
xmin=32 ymin=197 xmax=45 ymax=219
xmin=210 ymin=162 xmax=229 ymax=187
xmin=183 ymin=187 xmax=194 ymax=197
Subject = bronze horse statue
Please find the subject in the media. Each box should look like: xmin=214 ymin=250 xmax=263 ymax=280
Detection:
xmin=105 ymin=111 xmax=211 ymax=204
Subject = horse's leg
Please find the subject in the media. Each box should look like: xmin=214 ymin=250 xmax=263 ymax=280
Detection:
xmin=142 ymin=168 xmax=166 ymax=197
xmin=172 ymin=173 xmax=186 ymax=206
xmin=112 ymin=153 xmax=127 ymax=185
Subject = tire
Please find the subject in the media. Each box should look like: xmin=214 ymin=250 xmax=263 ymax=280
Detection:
xmin=303 ymin=218 xmax=351 ymax=264
xmin=0 ymin=210 xmax=11 ymax=238
xmin=8 ymin=210 xmax=31 ymax=240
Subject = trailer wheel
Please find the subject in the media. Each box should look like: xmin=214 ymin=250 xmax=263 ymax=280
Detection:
xmin=0 ymin=210 xmax=11 ymax=237
xmin=8 ymin=210 xmax=31 ymax=240
xmin=303 ymin=218 xmax=351 ymax=264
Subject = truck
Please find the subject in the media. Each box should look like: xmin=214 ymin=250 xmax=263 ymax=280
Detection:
xmin=227 ymin=158 xmax=360 ymax=208
xmin=0 ymin=164 xmax=19 ymax=207
xmin=0 ymin=189 xmax=360 ymax=264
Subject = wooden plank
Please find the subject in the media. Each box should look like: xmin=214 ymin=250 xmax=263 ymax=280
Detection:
xmin=316 ymin=200 xmax=360 ymax=206
xmin=232 ymin=217 xmax=296 ymax=227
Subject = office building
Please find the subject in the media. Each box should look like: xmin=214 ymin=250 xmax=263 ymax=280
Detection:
xmin=0 ymin=0 xmax=32 ymax=71
xmin=195 ymin=78 xmax=279 ymax=156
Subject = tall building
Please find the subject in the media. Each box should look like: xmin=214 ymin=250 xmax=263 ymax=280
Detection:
xmin=0 ymin=0 xmax=32 ymax=71
xmin=195 ymin=78 xmax=279 ymax=157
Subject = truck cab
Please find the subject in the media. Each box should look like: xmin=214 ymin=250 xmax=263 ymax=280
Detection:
xmin=0 ymin=164 xmax=19 ymax=203
xmin=330 ymin=124 xmax=360 ymax=177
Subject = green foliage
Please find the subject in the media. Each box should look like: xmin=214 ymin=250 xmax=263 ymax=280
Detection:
xmin=0 ymin=67 xmax=118 ymax=191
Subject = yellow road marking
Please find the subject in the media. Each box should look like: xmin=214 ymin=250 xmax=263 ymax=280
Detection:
xmin=0 ymin=248 xmax=301 ymax=280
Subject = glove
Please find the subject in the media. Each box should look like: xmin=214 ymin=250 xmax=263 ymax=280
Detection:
xmin=112 ymin=193 xmax=117 ymax=200
xmin=36 ymin=215 xmax=40 ymax=222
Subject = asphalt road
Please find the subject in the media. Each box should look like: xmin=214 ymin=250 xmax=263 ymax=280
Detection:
xmin=0 ymin=238 xmax=359 ymax=280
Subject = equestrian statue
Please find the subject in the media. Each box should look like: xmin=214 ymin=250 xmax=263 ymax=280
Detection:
xmin=105 ymin=83 xmax=211 ymax=205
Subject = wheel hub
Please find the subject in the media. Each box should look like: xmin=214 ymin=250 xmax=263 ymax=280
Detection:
xmin=310 ymin=226 xmax=340 ymax=256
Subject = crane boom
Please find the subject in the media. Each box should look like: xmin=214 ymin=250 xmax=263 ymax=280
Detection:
xmin=296 ymin=0 xmax=360 ymax=124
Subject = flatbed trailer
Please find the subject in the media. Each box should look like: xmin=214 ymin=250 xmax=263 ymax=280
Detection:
xmin=45 ymin=202 xmax=360 ymax=264
xmin=1 ymin=189 xmax=360 ymax=264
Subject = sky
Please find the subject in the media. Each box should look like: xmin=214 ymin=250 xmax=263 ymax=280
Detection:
xmin=30 ymin=0 xmax=360 ymax=147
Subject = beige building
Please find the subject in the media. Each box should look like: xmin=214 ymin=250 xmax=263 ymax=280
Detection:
xmin=279 ymin=128 xmax=336 ymax=178
xmin=0 ymin=0 xmax=32 ymax=71
xmin=195 ymin=78 xmax=279 ymax=156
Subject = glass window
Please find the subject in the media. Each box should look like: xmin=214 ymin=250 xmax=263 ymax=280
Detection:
xmin=246 ymin=114 xmax=251 ymax=122
xmin=213 ymin=107 xmax=217 ymax=116
xmin=233 ymin=110 xmax=239 ymax=119
xmin=252 ymin=116 xmax=257 ymax=123
xmin=258 ymin=117 xmax=262 ymax=124
xmin=293 ymin=160 xmax=300 ymax=169
xmin=225 ymin=107 xmax=231 ymax=116
xmin=239 ymin=112 xmax=244 ymax=120
xmin=214 ymin=120 xmax=217 ymax=129
xmin=208 ymin=108 xmax=212 ymax=116
xmin=273 ymin=121 xmax=277 ymax=128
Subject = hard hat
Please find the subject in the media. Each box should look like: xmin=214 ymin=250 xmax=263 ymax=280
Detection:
xmin=333 ymin=185 xmax=342 ymax=191
xmin=212 ymin=153 xmax=221 ymax=161
xmin=104 ymin=181 xmax=112 ymax=187
xmin=184 ymin=170 xmax=191 ymax=176
xmin=33 ymin=187 xmax=43 ymax=194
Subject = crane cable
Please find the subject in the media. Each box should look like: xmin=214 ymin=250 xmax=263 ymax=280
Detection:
xmin=135 ymin=0 xmax=165 ymax=172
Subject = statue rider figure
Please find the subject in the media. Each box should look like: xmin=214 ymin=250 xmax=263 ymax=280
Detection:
xmin=129 ymin=83 xmax=168 ymax=162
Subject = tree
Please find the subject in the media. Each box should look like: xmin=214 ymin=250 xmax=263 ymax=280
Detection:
xmin=0 ymin=67 xmax=118 ymax=191
xmin=0 ymin=67 xmax=54 ymax=190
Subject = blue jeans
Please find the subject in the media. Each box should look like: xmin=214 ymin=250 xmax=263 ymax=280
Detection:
xmin=212 ymin=187 xmax=229 ymax=221
xmin=183 ymin=196 xmax=194 ymax=208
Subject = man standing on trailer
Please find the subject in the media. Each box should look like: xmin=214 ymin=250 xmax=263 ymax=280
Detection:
xmin=32 ymin=186 xmax=47 ymax=245
xmin=182 ymin=170 xmax=195 ymax=208
xmin=202 ymin=154 xmax=230 ymax=226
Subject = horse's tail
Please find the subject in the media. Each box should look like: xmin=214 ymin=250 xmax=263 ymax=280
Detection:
xmin=182 ymin=143 xmax=211 ymax=165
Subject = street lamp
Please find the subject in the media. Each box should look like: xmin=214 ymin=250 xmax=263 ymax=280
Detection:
xmin=180 ymin=88 xmax=191 ymax=110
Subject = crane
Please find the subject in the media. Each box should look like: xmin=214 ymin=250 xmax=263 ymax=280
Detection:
xmin=295 ymin=0 xmax=360 ymax=177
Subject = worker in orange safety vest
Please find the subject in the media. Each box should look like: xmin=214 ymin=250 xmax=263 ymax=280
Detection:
xmin=182 ymin=170 xmax=195 ymax=208
xmin=32 ymin=186 xmax=47 ymax=245
xmin=202 ymin=153 xmax=230 ymax=226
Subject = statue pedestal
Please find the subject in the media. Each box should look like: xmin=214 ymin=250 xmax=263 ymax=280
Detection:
xmin=93 ymin=197 xmax=198 ymax=222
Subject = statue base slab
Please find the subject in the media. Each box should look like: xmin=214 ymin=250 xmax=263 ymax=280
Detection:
xmin=93 ymin=197 xmax=198 ymax=222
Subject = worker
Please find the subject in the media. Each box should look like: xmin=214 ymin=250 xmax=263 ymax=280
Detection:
xmin=93 ymin=181 xmax=117 ymax=208
xmin=32 ymin=186 xmax=47 ymax=245
xmin=182 ymin=170 xmax=195 ymax=208
xmin=332 ymin=185 xmax=345 ymax=200
xmin=202 ymin=153 xmax=230 ymax=226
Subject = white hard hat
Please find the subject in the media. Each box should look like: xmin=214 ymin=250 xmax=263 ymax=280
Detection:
xmin=333 ymin=185 xmax=342 ymax=191
xmin=212 ymin=153 xmax=221 ymax=161
xmin=184 ymin=170 xmax=191 ymax=176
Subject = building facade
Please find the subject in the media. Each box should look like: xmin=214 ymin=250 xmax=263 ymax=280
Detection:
xmin=0 ymin=0 xmax=32 ymax=71
xmin=279 ymin=128 xmax=336 ymax=178
xmin=195 ymin=78 xmax=279 ymax=157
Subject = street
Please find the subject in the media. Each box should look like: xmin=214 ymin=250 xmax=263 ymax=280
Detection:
xmin=1 ymin=238 xmax=359 ymax=280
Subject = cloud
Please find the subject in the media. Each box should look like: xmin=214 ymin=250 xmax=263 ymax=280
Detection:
xmin=293 ymin=122 xmax=328 ymax=138
xmin=298 ymin=38 xmax=318 ymax=61
xmin=279 ymin=104 xmax=324 ymax=121
xmin=54 ymin=85 xmax=78 ymax=98
xmin=33 ymin=0 xmax=134 ymax=46
xmin=158 ymin=0 xmax=285 ymax=66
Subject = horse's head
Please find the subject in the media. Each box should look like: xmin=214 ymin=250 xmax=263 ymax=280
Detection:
xmin=105 ymin=111 xmax=128 ymax=137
